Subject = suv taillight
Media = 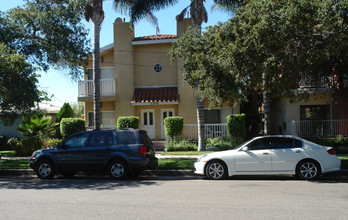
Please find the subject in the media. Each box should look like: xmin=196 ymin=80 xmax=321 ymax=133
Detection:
xmin=140 ymin=146 xmax=147 ymax=156
xmin=327 ymin=148 xmax=336 ymax=155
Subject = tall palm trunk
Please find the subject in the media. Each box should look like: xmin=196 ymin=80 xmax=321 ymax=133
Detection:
xmin=89 ymin=0 xmax=104 ymax=131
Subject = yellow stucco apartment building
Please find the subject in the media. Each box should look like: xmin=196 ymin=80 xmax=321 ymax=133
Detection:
xmin=78 ymin=18 xmax=238 ymax=140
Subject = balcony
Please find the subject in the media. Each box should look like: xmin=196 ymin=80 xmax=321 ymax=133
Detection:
xmin=78 ymin=79 xmax=116 ymax=99
xmin=299 ymin=73 xmax=334 ymax=89
xmin=290 ymin=120 xmax=348 ymax=137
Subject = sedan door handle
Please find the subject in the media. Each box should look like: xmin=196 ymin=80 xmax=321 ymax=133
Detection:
xmin=263 ymin=152 xmax=270 ymax=155
xmin=295 ymin=150 xmax=302 ymax=153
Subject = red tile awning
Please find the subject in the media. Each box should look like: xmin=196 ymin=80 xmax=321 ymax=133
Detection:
xmin=131 ymin=87 xmax=179 ymax=104
xmin=133 ymin=34 xmax=177 ymax=41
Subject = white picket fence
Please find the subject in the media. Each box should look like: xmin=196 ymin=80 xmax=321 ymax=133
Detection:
xmin=183 ymin=124 xmax=228 ymax=140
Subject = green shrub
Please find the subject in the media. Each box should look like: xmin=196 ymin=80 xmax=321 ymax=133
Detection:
xmin=165 ymin=139 xmax=198 ymax=151
xmin=305 ymin=136 xmax=348 ymax=148
xmin=117 ymin=116 xmax=139 ymax=129
xmin=16 ymin=137 xmax=42 ymax=156
xmin=57 ymin=103 xmax=75 ymax=122
xmin=42 ymin=137 xmax=63 ymax=148
xmin=7 ymin=137 xmax=20 ymax=150
xmin=0 ymin=135 xmax=6 ymax=150
xmin=164 ymin=117 xmax=184 ymax=139
xmin=60 ymin=118 xmax=86 ymax=138
xmin=206 ymin=137 xmax=244 ymax=151
xmin=17 ymin=115 xmax=58 ymax=138
xmin=227 ymin=114 xmax=246 ymax=139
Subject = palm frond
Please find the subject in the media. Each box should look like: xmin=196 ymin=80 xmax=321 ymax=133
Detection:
xmin=176 ymin=6 xmax=190 ymax=22
xmin=212 ymin=0 xmax=246 ymax=13
xmin=130 ymin=0 xmax=178 ymax=23
xmin=114 ymin=0 xmax=133 ymax=15
xmin=145 ymin=11 xmax=160 ymax=34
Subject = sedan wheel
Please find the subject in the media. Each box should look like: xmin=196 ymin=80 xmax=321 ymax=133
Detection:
xmin=36 ymin=160 xmax=55 ymax=179
xmin=108 ymin=160 xmax=128 ymax=180
xmin=297 ymin=161 xmax=319 ymax=180
xmin=205 ymin=160 xmax=227 ymax=180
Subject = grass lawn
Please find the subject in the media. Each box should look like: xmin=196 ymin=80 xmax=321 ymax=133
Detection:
xmin=1 ymin=159 xmax=30 ymax=169
xmin=160 ymin=151 xmax=213 ymax=156
xmin=338 ymin=156 xmax=348 ymax=169
xmin=0 ymin=151 xmax=16 ymax=157
xmin=156 ymin=158 xmax=196 ymax=170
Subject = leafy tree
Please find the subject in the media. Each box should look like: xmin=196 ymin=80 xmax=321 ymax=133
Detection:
xmin=129 ymin=0 xmax=244 ymax=151
xmin=17 ymin=115 xmax=58 ymax=138
xmin=70 ymin=102 xmax=85 ymax=118
xmin=171 ymin=0 xmax=348 ymax=135
xmin=0 ymin=43 xmax=41 ymax=125
xmin=1 ymin=0 xmax=91 ymax=78
xmin=0 ymin=0 xmax=91 ymax=123
xmin=57 ymin=103 xmax=75 ymax=122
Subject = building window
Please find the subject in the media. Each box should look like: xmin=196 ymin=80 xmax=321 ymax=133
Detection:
xmin=204 ymin=108 xmax=233 ymax=124
xmin=300 ymin=105 xmax=330 ymax=121
xmin=153 ymin=64 xmax=163 ymax=73
xmin=87 ymin=111 xmax=116 ymax=128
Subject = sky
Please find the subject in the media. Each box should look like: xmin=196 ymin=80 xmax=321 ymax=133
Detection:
xmin=1 ymin=0 xmax=231 ymax=108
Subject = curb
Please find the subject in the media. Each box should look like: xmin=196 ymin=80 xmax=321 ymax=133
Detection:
xmin=0 ymin=169 xmax=195 ymax=177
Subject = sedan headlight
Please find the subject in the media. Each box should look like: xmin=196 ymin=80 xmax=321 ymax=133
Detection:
xmin=196 ymin=154 xmax=208 ymax=162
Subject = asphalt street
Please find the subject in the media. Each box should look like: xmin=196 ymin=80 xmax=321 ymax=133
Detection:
xmin=0 ymin=173 xmax=347 ymax=220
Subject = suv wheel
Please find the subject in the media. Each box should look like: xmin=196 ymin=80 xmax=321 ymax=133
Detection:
xmin=35 ymin=160 xmax=55 ymax=179
xmin=108 ymin=159 xmax=128 ymax=180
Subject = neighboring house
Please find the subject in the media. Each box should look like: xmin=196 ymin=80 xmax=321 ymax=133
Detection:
xmin=270 ymin=75 xmax=348 ymax=138
xmin=78 ymin=18 xmax=238 ymax=140
xmin=0 ymin=102 xmax=61 ymax=139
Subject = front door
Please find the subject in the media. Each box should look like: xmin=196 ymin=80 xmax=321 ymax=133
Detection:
xmin=141 ymin=110 xmax=155 ymax=139
xmin=161 ymin=109 xmax=174 ymax=139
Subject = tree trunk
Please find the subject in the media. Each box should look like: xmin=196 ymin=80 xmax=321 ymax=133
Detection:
xmin=263 ymin=72 xmax=270 ymax=135
xmin=196 ymin=82 xmax=206 ymax=151
xmin=193 ymin=15 xmax=205 ymax=151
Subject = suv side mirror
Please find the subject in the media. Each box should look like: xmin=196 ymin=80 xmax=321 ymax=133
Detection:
xmin=58 ymin=143 xmax=68 ymax=149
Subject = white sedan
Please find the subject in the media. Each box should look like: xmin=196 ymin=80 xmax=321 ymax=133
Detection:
xmin=194 ymin=136 xmax=341 ymax=180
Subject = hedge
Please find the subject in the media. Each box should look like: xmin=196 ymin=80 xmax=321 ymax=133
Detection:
xmin=227 ymin=114 xmax=246 ymax=139
xmin=164 ymin=117 xmax=184 ymax=139
xmin=117 ymin=116 xmax=139 ymax=129
xmin=60 ymin=118 xmax=86 ymax=138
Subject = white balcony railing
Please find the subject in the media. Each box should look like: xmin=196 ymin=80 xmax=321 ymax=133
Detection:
xmin=291 ymin=120 xmax=348 ymax=137
xmin=183 ymin=124 xmax=228 ymax=140
xmin=78 ymin=79 xmax=116 ymax=97
xmin=299 ymin=73 xmax=333 ymax=89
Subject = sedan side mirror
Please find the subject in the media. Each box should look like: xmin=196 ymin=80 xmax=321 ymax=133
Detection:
xmin=241 ymin=146 xmax=249 ymax=151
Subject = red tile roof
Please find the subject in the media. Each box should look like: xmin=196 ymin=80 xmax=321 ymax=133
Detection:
xmin=131 ymin=87 xmax=179 ymax=104
xmin=133 ymin=34 xmax=177 ymax=41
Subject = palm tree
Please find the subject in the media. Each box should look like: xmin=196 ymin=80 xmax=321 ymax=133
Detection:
xmin=128 ymin=0 xmax=243 ymax=151
xmin=84 ymin=0 xmax=105 ymax=131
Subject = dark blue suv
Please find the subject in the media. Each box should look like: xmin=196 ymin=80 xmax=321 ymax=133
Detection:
xmin=29 ymin=129 xmax=158 ymax=179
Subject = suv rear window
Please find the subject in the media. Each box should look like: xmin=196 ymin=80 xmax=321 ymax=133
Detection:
xmin=89 ymin=132 xmax=114 ymax=146
xmin=140 ymin=131 xmax=152 ymax=146
xmin=116 ymin=131 xmax=137 ymax=145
